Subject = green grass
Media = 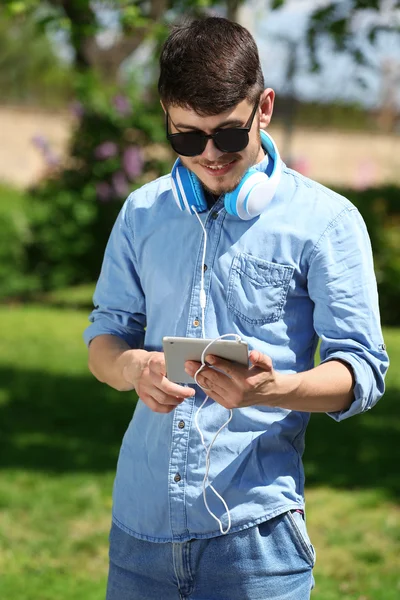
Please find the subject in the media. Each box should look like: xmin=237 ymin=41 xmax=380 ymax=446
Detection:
xmin=0 ymin=305 xmax=399 ymax=599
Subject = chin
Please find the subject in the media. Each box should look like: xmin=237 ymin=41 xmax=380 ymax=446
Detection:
xmin=203 ymin=177 xmax=242 ymax=197
xmin=197 ymin=167 xmax=244 ymax=196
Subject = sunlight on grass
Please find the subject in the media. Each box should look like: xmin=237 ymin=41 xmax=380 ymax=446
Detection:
xmin=0 ymin=470 xmax=113 ymax=600
xmin=307 ymin=487 xmax=400 ymax=599
xmin=0 ymin=305 xmax=399 ymax=599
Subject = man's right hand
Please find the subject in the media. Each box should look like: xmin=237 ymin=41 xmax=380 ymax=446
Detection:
xmin=88 ymin=335 xmax=195 ymax=413
xmin=123 ymin=350 xmax=195 ymax=414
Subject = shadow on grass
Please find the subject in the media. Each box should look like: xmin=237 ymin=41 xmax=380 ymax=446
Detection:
xmin=1 ymin=366 xmax=399 ymax=499
xmin=0 ymin=367 xmax=135 ymax=472
xmin=304 ymin=387 xmax=400 ymax=498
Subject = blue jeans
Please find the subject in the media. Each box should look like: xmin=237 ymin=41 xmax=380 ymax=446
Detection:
xmin=106 ymin=510 xmax=315 ymax=599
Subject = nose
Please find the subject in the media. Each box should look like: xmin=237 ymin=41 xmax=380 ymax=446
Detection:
xmin=200 ymin=138 xmax=224 ymax=162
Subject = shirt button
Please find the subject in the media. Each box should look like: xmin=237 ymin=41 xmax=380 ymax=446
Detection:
xmin=193 ymin=319 xmax=200 ymax=327
xmin=174 ymin=473 xmax=181 ymax=483
xmin=211 ymin=211 xmax=218 ymax=220
xmin=178 ymin=420 xmax=185 ymax=429
xmin=203 ymin=264 xmax=208 ymax=272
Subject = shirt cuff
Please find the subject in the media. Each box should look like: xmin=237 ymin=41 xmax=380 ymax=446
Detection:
xmin=320 ymin=351 xmax=380 ymax=422
xmin=83 ymin=317 xmax=144 ymax=349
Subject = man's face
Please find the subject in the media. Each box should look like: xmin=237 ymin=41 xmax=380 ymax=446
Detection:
xmin=166 ymin=99 xmax=266 ymax=197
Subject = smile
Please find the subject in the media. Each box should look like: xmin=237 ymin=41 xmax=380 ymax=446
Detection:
xmin=201 ymin=160 xmax=236 ymax=176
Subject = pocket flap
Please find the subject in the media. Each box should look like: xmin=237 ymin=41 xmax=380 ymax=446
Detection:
xmin=232 ymin=253 xmax=294 ymax=287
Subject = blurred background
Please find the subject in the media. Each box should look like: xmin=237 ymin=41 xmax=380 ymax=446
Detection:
xmin=0 ymin=1 xmax=399 ymax=599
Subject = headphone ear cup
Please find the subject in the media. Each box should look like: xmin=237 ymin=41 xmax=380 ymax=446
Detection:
xmin=224 ymin=169 xmax=257 ymax=217
xmin=171 ymin=158 xmax=207 ymax=213
xmin=224 ymin=132 xmax=282 ymax=220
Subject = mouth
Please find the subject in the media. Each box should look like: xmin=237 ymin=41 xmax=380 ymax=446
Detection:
xmin=200 ymin=159 xmax=237 ymax=177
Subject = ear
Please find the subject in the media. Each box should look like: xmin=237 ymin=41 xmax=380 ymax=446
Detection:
xmin=259 ymin=88 xmax=275 ymax=129
xmin=160 ymin=100 xmax=167 ymax=115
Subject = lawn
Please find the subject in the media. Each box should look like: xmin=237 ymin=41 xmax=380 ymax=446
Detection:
xmin=0 ymin=304 xmax=399 ymax=600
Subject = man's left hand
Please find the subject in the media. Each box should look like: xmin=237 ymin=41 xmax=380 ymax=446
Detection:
xmin=184 ymin=350 xmax=284 ymax=409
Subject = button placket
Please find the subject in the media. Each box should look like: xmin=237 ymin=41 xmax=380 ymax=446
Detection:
xmin=185 ymin=206 xmax=224 ymax=339
xmin=167 ymin=206 xmax=224 ymax=539
xmin=168 ymin=395 xmax=195 ymax=538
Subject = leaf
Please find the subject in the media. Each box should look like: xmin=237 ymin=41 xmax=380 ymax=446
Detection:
xmin=36 ymin=15 xmax=57 ymax=28
xmin=5 ymin=1 xmax=27 ymax=16
xmin=330 ymin=17 xmax=348 ymax=38
xmin=368 ymin=25 xmax=379 ymax=44
xmin=352 ymin=47 xmax=369 ymax=67
xmin=310 ymin=3 xmax=337 ymax=25
xmin=354 ymin=0 xmax=380 ymax=10
xmin=271 ymin=0 xmax=285 ymax=9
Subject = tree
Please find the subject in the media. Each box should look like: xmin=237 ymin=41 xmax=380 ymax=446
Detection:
xmin=271 ymin=0 xmax=400 ymax=76
xmin=3 ymin=0 xmax=399 ymax=297
xmin=5 ymin=1 xmax=399 ymax=85
xmin=4 ymin=1 xmax=237 ymax=81
xmin=0 ymin=6 xmax=73 ymax=106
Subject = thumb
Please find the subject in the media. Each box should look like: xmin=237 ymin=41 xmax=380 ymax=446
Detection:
xmin=250 ymin=350 xmax=273 ymax=371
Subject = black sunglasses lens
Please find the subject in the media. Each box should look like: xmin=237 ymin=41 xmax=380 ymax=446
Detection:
xmin=214 ymin=129 xmax=249 ymax=153
xmin=169 ymin=128 xmax=250 ymax=156
xmin=169 ymin=133 xmax=207 ymax=157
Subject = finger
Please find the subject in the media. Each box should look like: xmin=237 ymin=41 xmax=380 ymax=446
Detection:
xmin=149 ymin=370 xmax=195 ymax=398
xmin=185 ymin=362 xmax=214 ymax=382
xmin=197 ymin=381 xmax=233 ymax=409
xmin=195 ymin=365 xmax=228 ymax=386
xmin=140 ymin=392 xmax=176 ymax=414
xmin=197 ymin=373 xmax=233 ymax=398
xmin=147 ymin=353 xmax=167 ymax=375
xmin=204 ymin=355 xmax=248 ymax=381
xmin=137 ymin=382 xmax=184 ymax=406
xmin=184 ymin=360 xmax=202 ymax=377
xmin=150 ymin=386 xmax=186 ymax=406
xmin=249 ymin=351 xmax=273 ymax=371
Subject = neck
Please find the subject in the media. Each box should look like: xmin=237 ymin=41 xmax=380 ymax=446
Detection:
xmin=255 ymin=144 xmax=266 ymax=164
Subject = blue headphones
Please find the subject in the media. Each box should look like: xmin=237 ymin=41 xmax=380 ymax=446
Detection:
xmin=170 ymin=130 xmax=281 ymax=220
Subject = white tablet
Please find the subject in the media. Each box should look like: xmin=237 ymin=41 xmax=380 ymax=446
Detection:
xmin=163 ymin=336 xmax=249 ymax=384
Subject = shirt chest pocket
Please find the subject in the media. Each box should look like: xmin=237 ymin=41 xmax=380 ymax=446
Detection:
xmin=227 ymin=253 xmax=294 ymax=325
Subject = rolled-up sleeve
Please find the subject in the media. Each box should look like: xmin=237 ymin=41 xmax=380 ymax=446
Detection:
xmin=308 ymin=206 xmax=389 ymax=421
xmin=83 ymin=195 xmax=146 ymax=348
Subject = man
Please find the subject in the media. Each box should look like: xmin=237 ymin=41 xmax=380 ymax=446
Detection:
xmin=84 ymin=16 xmax=388 ymax=600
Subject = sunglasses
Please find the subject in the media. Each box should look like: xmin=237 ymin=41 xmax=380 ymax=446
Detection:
xmin=166 ymin=100 xmax=259 ymax=157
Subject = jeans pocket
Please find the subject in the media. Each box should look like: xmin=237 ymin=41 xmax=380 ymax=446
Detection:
xmin=285 ymin=510 xmax=316 ymax=568
xmin=227 ymin=253 xmax=294 ymax=325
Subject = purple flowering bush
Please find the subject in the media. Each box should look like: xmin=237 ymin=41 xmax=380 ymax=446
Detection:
xmin=27 ymin=82 xmax=171 ymax=291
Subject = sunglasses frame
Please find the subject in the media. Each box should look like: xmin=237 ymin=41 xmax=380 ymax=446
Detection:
xmin=166 ymin=100 xmax=260 ymax=157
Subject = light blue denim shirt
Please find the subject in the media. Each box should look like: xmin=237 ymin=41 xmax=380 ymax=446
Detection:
xmin=84 ymin=152 xmax=388 ymax=543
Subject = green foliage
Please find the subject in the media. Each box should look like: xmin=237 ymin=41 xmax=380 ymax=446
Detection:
xmin=306 ymin=0 xmax=400 ymax=78
xmin=0 ymin=185 xmax=39 ymax=298
xmin=26 ymin=76 xmax=172 ymax=291
xmin=335 ymin=185 xmax=400 ymax=326
xmin=1 ymin=177 xmax=399 ymax=328
xmin=0 ymin=7 xmax=74 ymax=107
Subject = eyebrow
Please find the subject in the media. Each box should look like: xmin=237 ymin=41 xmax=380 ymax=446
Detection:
xmin=173 ymin=118 xmax=245 ymax=132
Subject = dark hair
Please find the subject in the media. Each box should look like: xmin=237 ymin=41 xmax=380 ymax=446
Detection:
xmin=158 ymin=16 xmax=265 ymax=115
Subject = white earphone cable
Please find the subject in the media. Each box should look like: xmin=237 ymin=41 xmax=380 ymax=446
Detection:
xmin=193 ymin=208 xmax=207 ymax=338
xmin=191 ymin=206 xmax=236 ymax=535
